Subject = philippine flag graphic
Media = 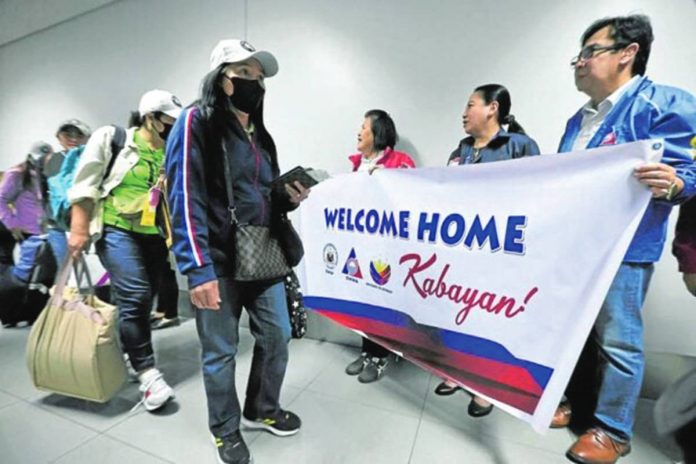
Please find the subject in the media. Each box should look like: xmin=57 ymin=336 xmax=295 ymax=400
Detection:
xmin=369 ymin=259 xmax=391 ymax=285
xmin=342 ymin=248 xmax=363 ymax=278
xmin=600 ymin=130 xmax=617 ymax=146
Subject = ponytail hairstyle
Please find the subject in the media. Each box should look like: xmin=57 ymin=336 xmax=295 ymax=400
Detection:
xmin=20 ymin=159 xmax=35 ymax=190
xmin=128 ymin=111 xmax=144 ymax=128
xmin=128 ymin=110 xmax=166 ymax=129
xmin=15 ymin=157 xmax=40 ymax=192
xmin=474 ymin=84 xmax=527 ymax=135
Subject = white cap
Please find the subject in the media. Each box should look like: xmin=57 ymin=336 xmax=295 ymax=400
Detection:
xmin=138 ymin=89 xmax=183 ymax=119
xmin=28 ymin=140 xmax=53 ymax=158
xmin=209 ymin=39 xmax=278 ymax=77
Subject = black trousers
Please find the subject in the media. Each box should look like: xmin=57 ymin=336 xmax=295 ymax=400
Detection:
xmin=156 ymin=261 xmax=179 ymax=319
xmin=361 ymin=337 xmax=390 ymax=358
xmin=676 ymin=419 xmax=696 ymax=464
xmin=0 ymin=222 xmax=17 ymax=266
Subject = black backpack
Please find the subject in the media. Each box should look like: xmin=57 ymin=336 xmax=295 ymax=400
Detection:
xmin=0 ymin=237 xmax=57 ymax=327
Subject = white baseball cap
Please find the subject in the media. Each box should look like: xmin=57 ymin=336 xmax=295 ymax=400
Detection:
xmin=138 ymin=89 xmax=183 ymax=119
xmin=209 ymin=39 xmax=278 ymax=77
xmin=28 ymin=140 xmax=53 ymax=158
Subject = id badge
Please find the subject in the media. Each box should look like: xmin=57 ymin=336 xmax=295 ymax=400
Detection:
xmin=140 ymin=186 xmax=161 ymax=227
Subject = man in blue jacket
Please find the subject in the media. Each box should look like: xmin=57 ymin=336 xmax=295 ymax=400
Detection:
xmin=553 ymin=14 xmax=696 ymax=464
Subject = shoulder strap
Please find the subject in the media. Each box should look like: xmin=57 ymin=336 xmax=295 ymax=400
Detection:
xmin=201 ymin=110 xmax=237 ymax=225
xmin=102 ymin=125 xmax=126 ymax=182
xmin=220 ymin=139 xmax=238 ymax=225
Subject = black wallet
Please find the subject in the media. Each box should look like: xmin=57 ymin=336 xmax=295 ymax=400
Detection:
xmin=271 ymin=166 xmax=319 ymax=196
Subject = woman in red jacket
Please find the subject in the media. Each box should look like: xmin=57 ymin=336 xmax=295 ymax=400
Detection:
xmin=348 ymin=110 xmax=415 ymax=173
xmin=344 ymin=109 xmax=415 ymax=383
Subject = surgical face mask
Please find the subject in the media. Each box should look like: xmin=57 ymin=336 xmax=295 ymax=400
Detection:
xmin=228 ymin=77 xmax=265 ymax=113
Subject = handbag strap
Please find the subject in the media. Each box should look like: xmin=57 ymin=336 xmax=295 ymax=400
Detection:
xmin=73 ymin=254 xmax=95 ymax=292
xmin=220 ymin=140 xmax=238 ymax=226
xmin=53 ymin=254 xmax=95 ymax=308
xmin=53 ymin=254 xmax=75 ymax=305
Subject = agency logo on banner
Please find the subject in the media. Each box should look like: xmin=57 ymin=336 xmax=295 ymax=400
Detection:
xmin=342 ymin=248 xmax=363 ymax=281
xmin=323 ymin=243 xmax=338 ymax=274
xmin=367 ymin=257 xmax=393 ymax=294
xmin=370 ymin=258 xmax=391 ymax=285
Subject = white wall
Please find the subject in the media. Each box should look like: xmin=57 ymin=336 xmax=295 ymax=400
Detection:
xmin=0 ymin=0 xmax=245 ymax=159
xmin=1 ymin=0 xmax=695 ymax=354
xmin=0 ymin=0 xmax=117 ymax=46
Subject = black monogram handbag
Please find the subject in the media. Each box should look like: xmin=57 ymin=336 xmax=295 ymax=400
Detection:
xmin=234 ymin=224 xmax=291 ymax=281
xmin=221 ymin=143 xmax=290 ymax=282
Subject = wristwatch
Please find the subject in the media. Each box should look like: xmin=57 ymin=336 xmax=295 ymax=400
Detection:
xmin=665 ymin=180 xmax=680 ymax=201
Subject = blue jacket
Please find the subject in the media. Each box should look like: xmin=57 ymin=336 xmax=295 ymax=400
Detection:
xmin=559 ymin=76 xmax=696 ymax=263
xmin=449 ymin=129 xmax=540 ymax=164
xmin=165 ymin=107 xmax=294 ymax=288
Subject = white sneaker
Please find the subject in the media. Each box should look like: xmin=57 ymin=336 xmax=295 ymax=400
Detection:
xmin=133 ymin=368 xmax=174 ymax=412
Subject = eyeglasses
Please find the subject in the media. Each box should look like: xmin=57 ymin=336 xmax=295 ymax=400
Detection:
xmin=570 ymin=43 xmax=627 ymax=67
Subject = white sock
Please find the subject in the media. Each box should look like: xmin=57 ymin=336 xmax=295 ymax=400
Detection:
xmin=138 ymin=368 xmax=160 ymax=385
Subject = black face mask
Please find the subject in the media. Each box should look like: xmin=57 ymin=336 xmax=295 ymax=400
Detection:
xmin=229 ymin=77 xmax=265 ymax=113
xmin=158 ymin=121 xmax=174 ymax=142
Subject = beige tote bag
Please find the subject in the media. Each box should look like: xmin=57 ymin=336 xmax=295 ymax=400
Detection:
xmin=26 ymin=255 xmax=126 ymax=402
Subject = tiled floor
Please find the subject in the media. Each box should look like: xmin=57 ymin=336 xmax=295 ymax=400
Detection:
xmin=0 ymin=318 xmax=684 ymax=463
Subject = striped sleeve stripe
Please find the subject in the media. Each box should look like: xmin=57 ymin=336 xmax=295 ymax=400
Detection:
xmin=182 ymin=108 xmax=205 ymax=267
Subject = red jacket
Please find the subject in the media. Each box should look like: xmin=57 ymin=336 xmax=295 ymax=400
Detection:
xmin=349 ymin=147 xmax=416 ymax=172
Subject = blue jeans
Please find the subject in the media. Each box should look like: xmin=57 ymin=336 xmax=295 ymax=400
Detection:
xmin=593 ymin=262 xmax=654 ymax=441
xmin=47 ymin=227 xmax=68 ymax=267
xmin=196 ymin=277 xmax=291 ymax=438
xmin=96 ymin=226 xmax=167 ymax=372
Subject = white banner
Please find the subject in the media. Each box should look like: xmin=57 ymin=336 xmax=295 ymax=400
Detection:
xmin=298 ymin=140 xmax=663 ymax=432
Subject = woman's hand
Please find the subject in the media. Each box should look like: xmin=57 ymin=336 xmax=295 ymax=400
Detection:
xmin=68 ymin=231 xmax=90 ymax=259
xmin=284 ymin=181 xmax=310 ymax=205
xmin=190 ymin=279 xmax=221 ymax=310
